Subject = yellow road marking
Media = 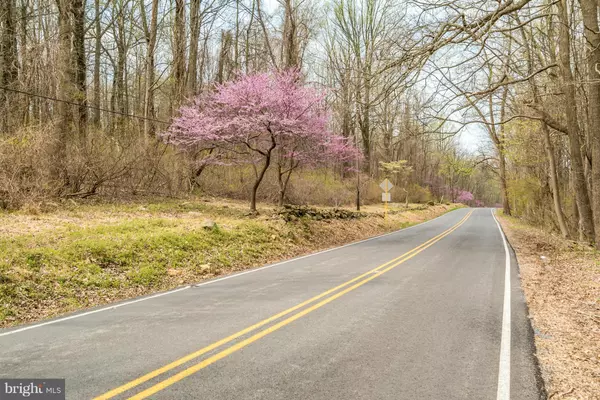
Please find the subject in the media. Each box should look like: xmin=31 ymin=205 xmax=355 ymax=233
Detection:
xmin=95 ymin=211 xmax=472 ymax=400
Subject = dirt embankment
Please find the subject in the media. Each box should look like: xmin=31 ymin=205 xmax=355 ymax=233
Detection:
xmin=498 ymin=215 xmax=600 ymax=400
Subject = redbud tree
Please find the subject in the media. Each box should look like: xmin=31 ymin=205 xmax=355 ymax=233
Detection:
xmin=166 ymin=70 xmax=360 ymax=211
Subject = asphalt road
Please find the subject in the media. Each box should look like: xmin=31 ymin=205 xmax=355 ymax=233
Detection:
xmin=0 ymin=208 xmax=544 ymax=399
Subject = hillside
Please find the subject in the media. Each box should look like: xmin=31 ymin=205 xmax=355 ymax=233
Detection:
xmin=0 ymin=198 xmax=460 ymax=327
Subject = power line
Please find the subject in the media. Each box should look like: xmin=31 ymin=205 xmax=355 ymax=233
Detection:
xmin=0 ymin=86 xmax=171 ymax=125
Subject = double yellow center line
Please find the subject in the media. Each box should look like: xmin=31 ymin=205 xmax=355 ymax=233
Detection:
xmin=95 ymin=210 xmax=473 ymax=400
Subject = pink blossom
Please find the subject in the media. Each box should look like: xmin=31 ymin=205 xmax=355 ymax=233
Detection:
xmin=164 ymin=70 xmax=359 ymax=165
xmin=163 ymin=69 xmax=361 ymax=210
xmin=456 ymin=190 xmax=474 ymax=203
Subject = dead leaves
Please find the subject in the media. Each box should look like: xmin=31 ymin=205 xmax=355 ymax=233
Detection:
xmin=499 ymin=216 xmax=600 ymax=400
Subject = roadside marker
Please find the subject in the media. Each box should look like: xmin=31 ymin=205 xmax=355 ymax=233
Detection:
xmin=380 ymin=178 xmax=393 ymax=219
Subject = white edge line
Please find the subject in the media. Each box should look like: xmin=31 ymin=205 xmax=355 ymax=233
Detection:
xmin=0 ymin=286 xmax=191 ymax=337
xmin=492 ymin=208 xmax=511 ymax=400
xmin=0 ymin=207 xmax=465 ymax=337
xmin=193 ymin=206 xmax=464 ymax=287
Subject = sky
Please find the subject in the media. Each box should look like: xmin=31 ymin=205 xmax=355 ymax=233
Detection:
xmin=258 ymin=0 xmax=491 ymax=155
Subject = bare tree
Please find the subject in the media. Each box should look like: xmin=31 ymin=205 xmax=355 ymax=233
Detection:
xmin=556 ymin=0 xmax=595 ymax=241
xmin=0 ymin=0 xmax=19 ymax=132
xmin=578 ymin=0 xmax=600 ymax=247
xmin=141 ymin=0 xmax=159 ymax=135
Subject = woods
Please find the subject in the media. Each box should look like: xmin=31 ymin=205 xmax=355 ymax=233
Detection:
xmin=0 ymin=0 xmax=599 ymax=248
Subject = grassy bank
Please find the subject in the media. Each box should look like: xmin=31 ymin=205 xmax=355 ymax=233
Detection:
xmin=0 ymin=199 xmax=460 ymax=328
xmin=497 ymin=214 xmax=599 ymax=399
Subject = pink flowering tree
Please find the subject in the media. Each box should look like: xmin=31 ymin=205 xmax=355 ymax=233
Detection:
xmin=456 ymin=190 xmax=474 ymax=204
xmin=166 ymin=70 xmax=360 ymax=211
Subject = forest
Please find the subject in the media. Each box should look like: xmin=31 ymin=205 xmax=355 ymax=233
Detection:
xmin=1 ymin=0 xmax=599 ymax=249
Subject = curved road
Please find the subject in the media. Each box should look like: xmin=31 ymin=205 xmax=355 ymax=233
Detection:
xmin=0 ymin=208 xmax=544 ymax=399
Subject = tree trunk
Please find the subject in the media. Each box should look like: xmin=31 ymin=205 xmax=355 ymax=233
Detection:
xmin=498 ymin=152 xmax=511 ymax=216
xmin=0 ymin=0 xmax=19 ymax=132
xmin=216 ymin=30 xmax=232 ymax=84
xmin=281 ymin=0 xmax=298 ymax=69
xmin=277 ymin=165 xmax=286 ymax=207
xmin=186 ymin=0 xmax=201 ymax=96
xmin=19 ymin=0 xmax=28 ymax=125
xmin=54 ymin=0 xmax=75 ymax=183
xmin=72 ymin=0 xmax=87 ymax=140
xmin=578 ymin=0 xmax=600 ymax=248
xmin=141 ymin=0 xmax=158 ymax=136
xmin=255 ymin=0 xmax=278 ymax=69
xmin=557 ymin=0 xmax=596 ymax=241
xmin=245 ymin=0 xmax=256 ymax=74
xmin=356 ymin=72 xmax=371 ymax=175
xmin=173 ymin=0 xmax=186 ymax=106
xmin=277 ymin=160 xmax=295 ymax=207
xmin=112 ymin=1 xmax=126 ymax=128
xmin=250 ymin=136 xmax=276 ymax=212
xmin=92 ymin=0 xmax=102 ymax=126
xmin=498 ymin=85 xmax=512 ymax=216
xmin=251 ymin=155 xmax=271 ymax=212
xmin=541 ymin=122 xmax=570 ymax=237
xmin=234 ymin=0 xmax=240 ymax=69
xmin=518 ymin=13 xmax=570 ymax=238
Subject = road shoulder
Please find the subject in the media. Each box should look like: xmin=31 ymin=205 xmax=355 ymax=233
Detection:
xmin=497 ymin=213 xmax=599 ymax=399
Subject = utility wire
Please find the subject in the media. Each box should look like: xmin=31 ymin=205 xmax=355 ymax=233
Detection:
xmin=0 ymin=86 xmax=171 ymax=125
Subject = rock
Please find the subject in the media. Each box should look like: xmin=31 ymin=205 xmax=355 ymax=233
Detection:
xmin=199 ymin=264 xmax=212 ymax=274
xmin=278 ymin=205 xmax=366 ymax=222
xmin=202 ymin=219 xmax=217 ymax=230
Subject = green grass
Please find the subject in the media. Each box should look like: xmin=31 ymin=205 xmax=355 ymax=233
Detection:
xmin=0 ymin=216 xmax=281 ymax=322
xmin=0 ymin=199 xmax=459 ymax=326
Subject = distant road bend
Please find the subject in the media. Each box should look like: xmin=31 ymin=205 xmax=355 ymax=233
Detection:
xmin=0 ymin=208 xmax=543 ymax=399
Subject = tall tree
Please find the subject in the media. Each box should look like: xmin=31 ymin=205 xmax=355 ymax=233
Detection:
xmin=556 ymin=0 xmax=595 ymax=241
xmin=72 ymin=0 xmax=87 ymax=139
xmin=186 ymin=0 xmax=202 ymax=96
xmin=92 ymin=0 xmax=102 ymax=126
xmin=0 ymin=0 xmax=19 ymax=132
xmin=141 ymin=0 xmax=159 ymax=135
xmin=54 ymin=0 xmax=76 ymax=182
xmin=578 ymin=0 xmax=600 ymax=247
xmin=216 ymin=30 xmax=233 ymax=83
xmin=173 ymin=0 xmax=187 ymax=105
xmin=281 ymin=0 xmax=299 ymax=68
